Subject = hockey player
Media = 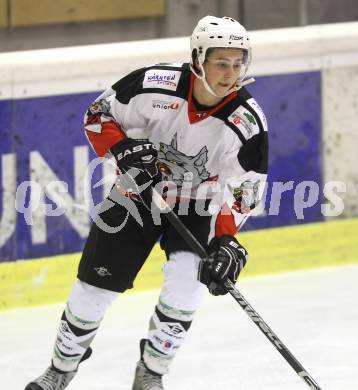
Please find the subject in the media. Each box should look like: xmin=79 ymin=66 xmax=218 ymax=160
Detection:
xmin=25 ymin=15 xmax=268 ymax=390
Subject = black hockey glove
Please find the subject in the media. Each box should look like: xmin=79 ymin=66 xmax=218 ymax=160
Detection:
xmin=198 ymin=235 xmax=248 ymax=296
xmin=110 ymin=138 xmax=161 ymax=208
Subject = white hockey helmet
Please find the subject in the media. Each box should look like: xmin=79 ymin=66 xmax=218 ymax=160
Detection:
xmin=190 ymin=15 xmax=254 ymax=96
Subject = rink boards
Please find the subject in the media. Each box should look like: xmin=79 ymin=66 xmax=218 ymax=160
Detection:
xmin=1 ymin=216 xmax=357 ymax=310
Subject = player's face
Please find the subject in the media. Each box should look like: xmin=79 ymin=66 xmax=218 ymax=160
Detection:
xmin=202 ymin=48 xmax=244 ymax=97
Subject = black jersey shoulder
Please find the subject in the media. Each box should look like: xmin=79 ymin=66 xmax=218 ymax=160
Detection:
xmin=237 ymin=89 xmax=268 ymax=173
xmin=211 ymin=87 xmax=268 ymax=174
xmin=111 ymin=63 xmax=191 ymax=104
xmin=212 ymin=87 xmax=252 ymax=118
xmin=213 ymin=87 xmax=265 ymax=133
xmin=213 ymin=86 xmax=267 ymax=144
xmin=238 ymin=131 xmax=268 ymax=174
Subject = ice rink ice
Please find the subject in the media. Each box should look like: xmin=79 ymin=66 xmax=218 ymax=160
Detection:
xmin=1 ymin=264 xmax=357 ymax=389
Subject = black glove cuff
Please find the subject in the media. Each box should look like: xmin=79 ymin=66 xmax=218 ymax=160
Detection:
xmin=110 ymin=138 xmax=158 ymax=168
xmin=209 ymin=235 xmax=240 ymax=254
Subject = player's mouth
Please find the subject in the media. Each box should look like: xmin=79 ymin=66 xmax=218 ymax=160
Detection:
xmin=218 ymin=82 xmax=231 ymax=88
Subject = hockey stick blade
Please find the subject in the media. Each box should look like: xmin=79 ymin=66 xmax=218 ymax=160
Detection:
xmin=151 ymin=188 xmax=322 ymax=389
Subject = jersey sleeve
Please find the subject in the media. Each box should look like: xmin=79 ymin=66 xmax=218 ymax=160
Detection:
xmin=209 ymin=98 xmax=269 ymax=239
xmin=83 ymin=68 xmax=147 ymax=157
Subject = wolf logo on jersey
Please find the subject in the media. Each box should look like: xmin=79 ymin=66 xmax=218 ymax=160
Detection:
xmin=231 ymin=180 xmax=260 ymax=214
xmin=85 ymin=98 xmax=114 ymax=132
xmin=89 ymin=99 xmax=110 ymax=115
xmin=158 ymin=133 xmax=210 ymax=187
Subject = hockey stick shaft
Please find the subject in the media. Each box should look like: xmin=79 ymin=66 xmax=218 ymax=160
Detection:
xmin=151 ymin=188 xmax=322 ymax=389
xmin=222 ymin=279 xmax=322 ymax=389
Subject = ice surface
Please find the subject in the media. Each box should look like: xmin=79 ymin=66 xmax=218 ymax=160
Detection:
xmin=1 ymin=265 xmax=357 ymax=389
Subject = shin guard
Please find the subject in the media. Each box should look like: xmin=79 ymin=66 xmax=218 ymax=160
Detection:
xmin=52 ymin=281 xmax=118 ymax=372
xmin=52 ymin=304 xmax=101 ymax=372
xmin=143 ymin=301 xmax=194 ymax=375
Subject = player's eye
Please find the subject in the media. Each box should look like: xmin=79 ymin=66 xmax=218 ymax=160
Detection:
xmin=216 ymin=61 xmax=229 ymax=68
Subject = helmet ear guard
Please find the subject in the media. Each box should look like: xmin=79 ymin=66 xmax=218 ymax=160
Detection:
xmin=190 ymin=15 xmax=255 ymax=96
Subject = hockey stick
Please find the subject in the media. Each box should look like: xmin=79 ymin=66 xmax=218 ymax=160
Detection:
xmin=151 ymin=188 xmax=322 ymax=390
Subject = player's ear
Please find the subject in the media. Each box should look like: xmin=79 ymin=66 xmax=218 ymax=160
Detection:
xmin=192 ymin=48 xmax=202 ymax=74
xmin=194 ymin=58 xmax=203 ymax=77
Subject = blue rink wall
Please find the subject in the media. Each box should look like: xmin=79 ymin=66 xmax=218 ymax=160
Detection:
xmin=0 ymin=71 xmax=322 ymax=262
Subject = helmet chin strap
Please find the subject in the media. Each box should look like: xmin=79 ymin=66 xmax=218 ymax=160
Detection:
xmin=190 ymin=63 xmax=255 ymax=98
xmin=190 ymin=63 xmax=220 ymax=97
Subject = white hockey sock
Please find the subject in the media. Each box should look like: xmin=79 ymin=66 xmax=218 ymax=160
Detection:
xmin=143 ymin=251 xmax=206 ymax=375
xmin=144 ymin=302 xmax=194 ymax=375
xmin=52 ymin=280 xmax=118 ymax=372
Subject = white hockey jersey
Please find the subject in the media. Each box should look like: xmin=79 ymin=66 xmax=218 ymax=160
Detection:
xmin=84 ymin=63 xmax=268 ymax=239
